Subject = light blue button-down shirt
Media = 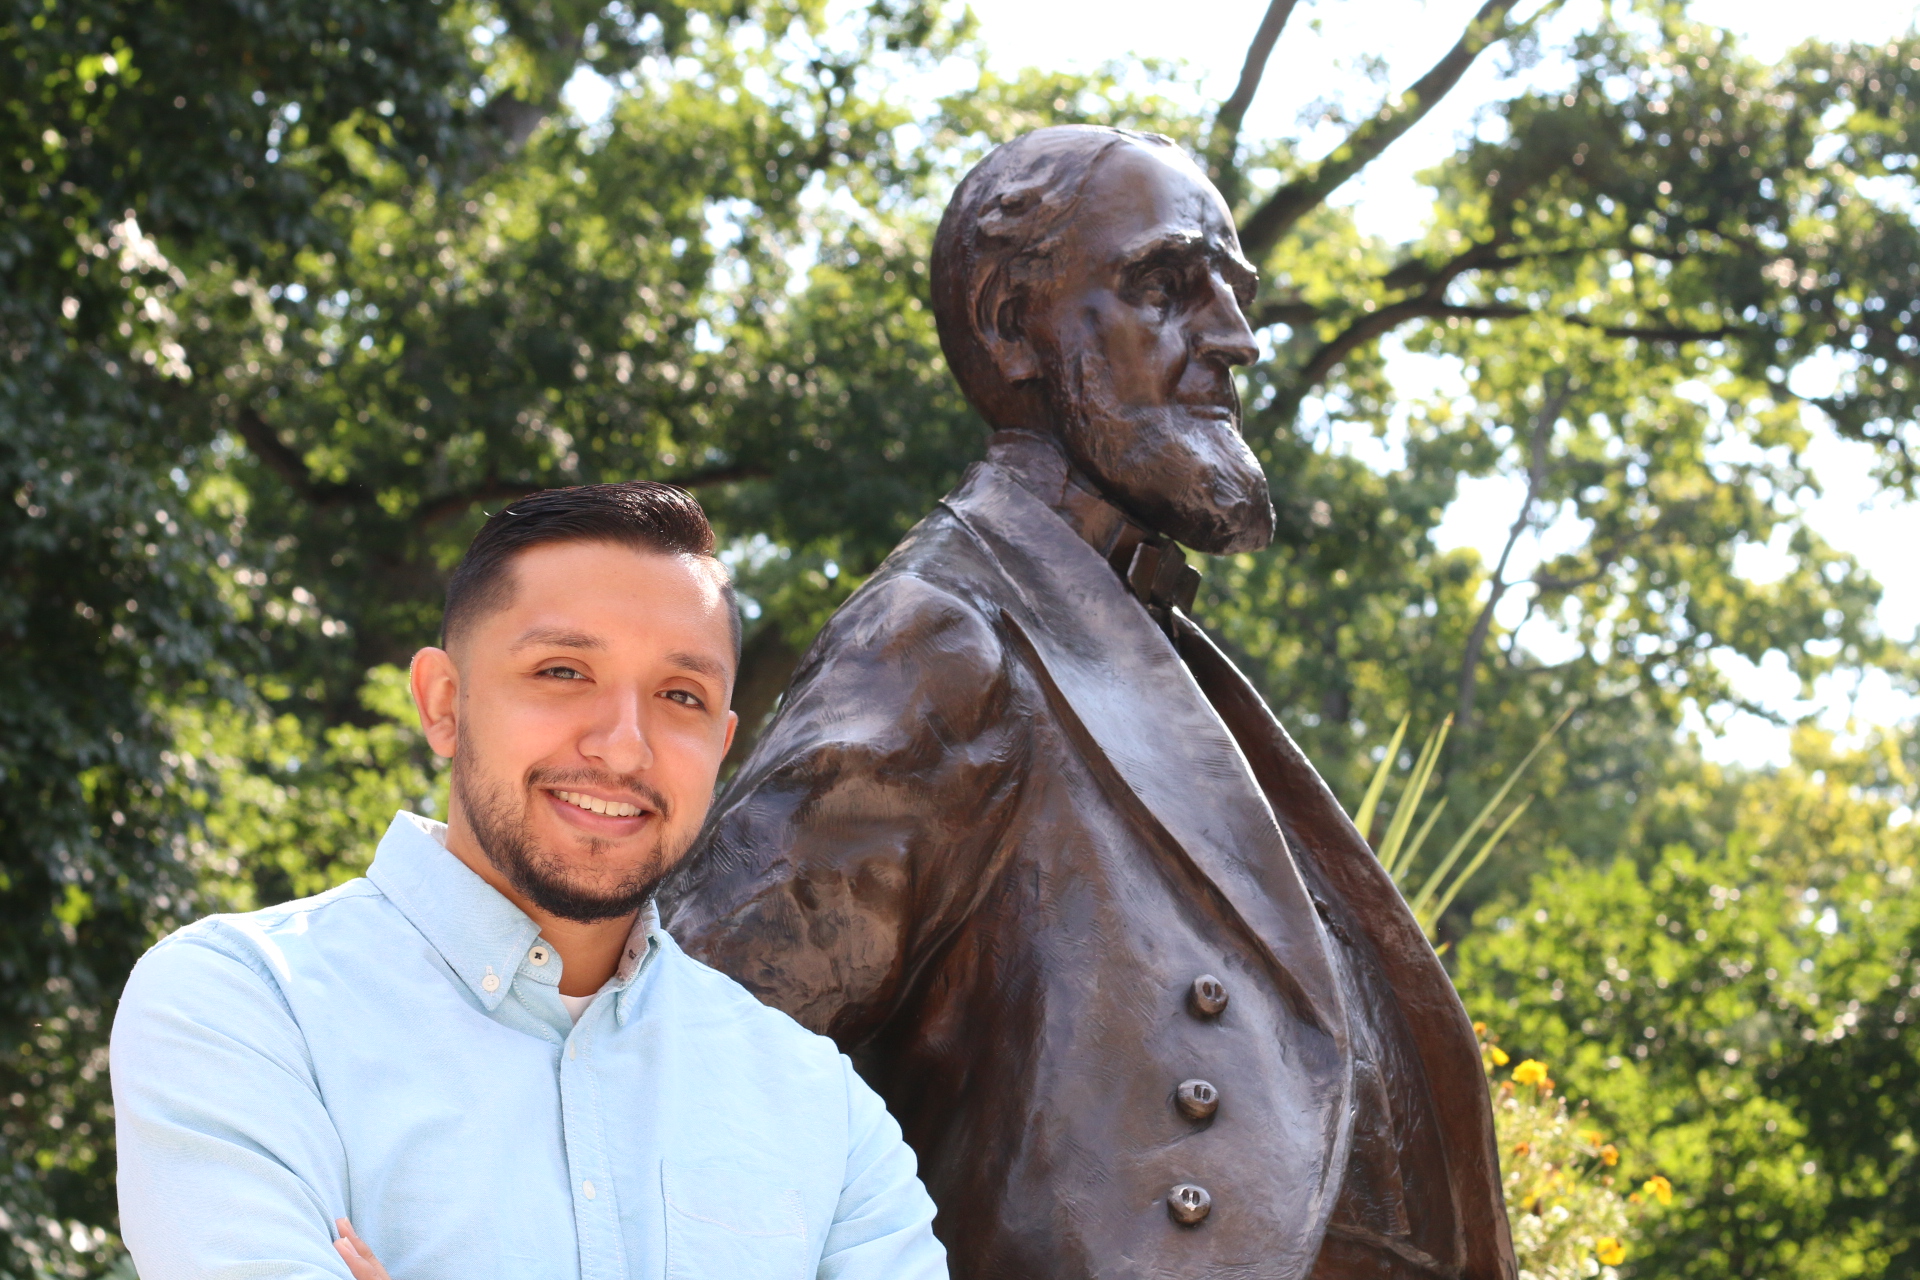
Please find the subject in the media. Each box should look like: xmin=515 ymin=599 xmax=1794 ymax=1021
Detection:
xmin=111 ymin=812 xmax=948 ymax=1280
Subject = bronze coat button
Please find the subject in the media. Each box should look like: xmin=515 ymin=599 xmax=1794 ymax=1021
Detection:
xmin=1167 ymin=1183 xmax=1211 ymax=1225
xmin=1175 ymin=1078 xmax=1219 ymax=1120
xmin=1189 ymin=974 xmax=1228 ymax=1017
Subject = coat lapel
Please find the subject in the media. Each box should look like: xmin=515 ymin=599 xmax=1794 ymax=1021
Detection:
xmin=943 ymin=462 xmax=1344 ymax=1038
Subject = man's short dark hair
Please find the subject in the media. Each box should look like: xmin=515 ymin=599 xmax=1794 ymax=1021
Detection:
xmin=441 ymin=481 xmax=739 ymax=660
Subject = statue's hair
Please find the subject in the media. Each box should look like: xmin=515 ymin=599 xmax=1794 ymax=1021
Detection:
xmin=931 ymin=126 xmax=1177 ymax=429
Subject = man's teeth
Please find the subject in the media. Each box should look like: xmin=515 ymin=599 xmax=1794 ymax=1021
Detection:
xmin=554 ymin=790 xmax=645 ymax=818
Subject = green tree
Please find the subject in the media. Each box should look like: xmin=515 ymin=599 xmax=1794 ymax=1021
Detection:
xmin=1202 ymin=5 xmax=1920 ymax=889
xmin=1458 ymin=730 xmax=1920 ymax=1277
xmin=1 ymin=0 xmax=471 ymax=1267
xmin=7 ymin=0 xmax=1920 ymax=1268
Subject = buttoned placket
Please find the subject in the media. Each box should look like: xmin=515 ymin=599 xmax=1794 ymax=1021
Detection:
xmin=508 ymin=916 xmax=662 ymax=1280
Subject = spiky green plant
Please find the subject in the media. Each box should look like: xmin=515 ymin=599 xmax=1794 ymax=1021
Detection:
xmin=1352 ymin=710 xmax=1570 ymax=941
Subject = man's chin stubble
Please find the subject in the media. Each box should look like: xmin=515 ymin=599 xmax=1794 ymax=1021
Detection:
xmin=455 ymin=758 xmax=683 ymax=924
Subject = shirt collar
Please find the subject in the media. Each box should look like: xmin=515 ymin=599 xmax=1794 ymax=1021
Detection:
xmin=611 ymin=900 xmax=665 ymax=1025
xmin=366 ymin=811 xmax=544 ymax=1013
xmin=367 ymin=811 xmax=669 ymax=1019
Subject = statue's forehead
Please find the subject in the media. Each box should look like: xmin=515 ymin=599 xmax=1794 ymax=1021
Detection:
xmin=1071 ymin=144 xmax=1245 ymax=263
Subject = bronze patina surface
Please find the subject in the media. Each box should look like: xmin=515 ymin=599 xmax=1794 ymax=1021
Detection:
xmin=664 ymin=126 xmax=1515 ymax=1280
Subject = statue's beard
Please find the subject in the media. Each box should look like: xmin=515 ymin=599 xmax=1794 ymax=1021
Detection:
xmin=453 ymin=722 xmax=684 ymax=924
xmin=1044 ymin=349 xmax=1275 ymax=554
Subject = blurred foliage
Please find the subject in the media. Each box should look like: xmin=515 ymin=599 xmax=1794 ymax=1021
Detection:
xmin=4 ymin=0 xmax=1920 ymax=1268
xmin=1458 ymin=730 xmax=1920 ymax=1277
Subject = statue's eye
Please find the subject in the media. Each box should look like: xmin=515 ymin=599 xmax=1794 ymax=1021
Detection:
xmin=1138 ymin=268 xmax=1179 ymax=309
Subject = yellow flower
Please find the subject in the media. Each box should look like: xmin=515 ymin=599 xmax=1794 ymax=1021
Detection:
xmin=1489 ymin=1046 xmax=1510 ymax=1066
xmin=1474 ymin=1021 xmax=1488 ymax=1036
xmin=1643 ymin=1174 xmax=1673 ymax=1206
xmin=1578 ymin=1128 xmax=1604 ymax=1145
xmin=1596 ymin=1237 xmax=1626 ymax=1266
xmin=1512 ymin=1141 xmax=1531 ymax=1156
xmin=1511 ymin=1059 xmax=1549 ymax=1087
xmin=1600 ymin=1144 xmax=1620 ymax=1167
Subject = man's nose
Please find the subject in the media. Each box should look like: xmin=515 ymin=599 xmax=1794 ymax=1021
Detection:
xmin=582 ymin=690 xmax=655 ymax=774
xmin=1193 ymin=271 xmax=1258 ymax=369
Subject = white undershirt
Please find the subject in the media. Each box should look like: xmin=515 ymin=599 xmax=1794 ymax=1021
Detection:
xmin=558 ymin=991 xmax=598 ymax=1024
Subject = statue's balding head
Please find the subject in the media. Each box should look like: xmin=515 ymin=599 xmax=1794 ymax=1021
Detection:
xmin=932 ymin=126 xmax=1177 ymax=429
xmin=930 ymin=126 xmax=1275 ymax=554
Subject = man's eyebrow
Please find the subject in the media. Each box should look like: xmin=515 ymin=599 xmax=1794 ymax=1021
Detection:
xmin=510 ymin=627 xmax=605 ymax=652
xmin=665 ymin=650 xmax=729 ymax=681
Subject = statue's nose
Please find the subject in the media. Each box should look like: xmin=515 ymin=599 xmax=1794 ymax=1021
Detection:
xmin=1194 ymin=271 xmax=1258 ymax=367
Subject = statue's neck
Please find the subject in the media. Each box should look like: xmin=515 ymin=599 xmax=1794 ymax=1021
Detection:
xmin=985 ymin=431 xmax=1155 ymax=580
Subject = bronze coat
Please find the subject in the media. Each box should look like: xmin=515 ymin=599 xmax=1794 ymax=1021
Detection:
xmin=666 ymin=462 xmax=1514 ymax=1280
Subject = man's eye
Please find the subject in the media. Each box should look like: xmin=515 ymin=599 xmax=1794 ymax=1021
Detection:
xmin=538 ymin=665 xmax=587 ymax=681
xmin=662 ymin=689 xmax=704 ymax=709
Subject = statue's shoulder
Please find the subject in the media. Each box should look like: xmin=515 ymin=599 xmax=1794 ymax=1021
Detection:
xmin=772 ymin=499 xmax=1026 ymax=720
xmin=817 ymin=496 xmax=1007 ymax=644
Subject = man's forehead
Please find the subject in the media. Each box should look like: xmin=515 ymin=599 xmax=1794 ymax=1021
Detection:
xmin=468 ymin=541 xmax=733 ymax=655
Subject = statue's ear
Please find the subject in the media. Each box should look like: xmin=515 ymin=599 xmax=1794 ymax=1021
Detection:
xmin=976 ymin=285 xmax=1042 ymax=386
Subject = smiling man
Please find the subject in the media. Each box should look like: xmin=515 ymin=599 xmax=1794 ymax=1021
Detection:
xmin=110 ymin=482 xmax=947 ymax=1280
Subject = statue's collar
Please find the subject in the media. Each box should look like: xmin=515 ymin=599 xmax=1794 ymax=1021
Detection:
xmin=984 ymin=430 xmax=1201 ymax=629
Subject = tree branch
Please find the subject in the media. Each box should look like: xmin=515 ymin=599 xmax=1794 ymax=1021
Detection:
xmin=234 ymin=406 xmax=362 ymax=507
xmin=1207 ymin=0 xmax=1303 ymax=203
xmin=1456 ymin=375 xmax=1572 ymax=731
xmin=1426 ymin=304 xmax=1741 ymax=343
xmin=1238 ymin=0 xmax=1531 ymax=261
xmin=1274 ymin=293 xmax=1736 ymax=405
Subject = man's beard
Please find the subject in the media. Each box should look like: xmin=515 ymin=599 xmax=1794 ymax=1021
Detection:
xmin=453 ymin=732 xmax=686 ymax=924
xmin=1047 ymin=348 xmax=1275 ymax=554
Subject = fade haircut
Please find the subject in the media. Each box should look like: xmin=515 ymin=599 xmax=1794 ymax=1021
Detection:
xmin=441 ymin=481 xmax=739 ymax=660
xmin=931 ymin=125 xmax=1177 ymax=429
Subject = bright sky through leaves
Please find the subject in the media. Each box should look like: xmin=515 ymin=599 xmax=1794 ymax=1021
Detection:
xmin=959 ymin=0 xmax=1920 ymax=767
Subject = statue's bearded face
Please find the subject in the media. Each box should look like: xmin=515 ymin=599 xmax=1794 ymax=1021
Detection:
xmin=1023 ymin=145 xmax=1275 ymax=554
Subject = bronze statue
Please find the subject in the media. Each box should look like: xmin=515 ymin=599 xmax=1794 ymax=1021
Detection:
xmin=664 ymin=125 xmax=1515 ymax=1280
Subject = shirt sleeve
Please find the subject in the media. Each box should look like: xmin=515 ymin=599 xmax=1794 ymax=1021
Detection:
xmin=816 ymin=1054 xmax=947 ymax=1280
xmin=111 ymin=932 xmax=353 ymax=1280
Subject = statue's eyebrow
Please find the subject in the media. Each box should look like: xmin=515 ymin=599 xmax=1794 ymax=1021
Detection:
xmin=1118 ymin=231 xmax=1259 ymax=298
xmin=1116 ymin=231 xmax=1207 ymax=272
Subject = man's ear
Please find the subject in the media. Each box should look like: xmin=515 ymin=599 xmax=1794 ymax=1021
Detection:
xmin=410 ymin=646 xmax=460 ymax=759
xmin=977 ymin=287 xmax=1042 ymax=385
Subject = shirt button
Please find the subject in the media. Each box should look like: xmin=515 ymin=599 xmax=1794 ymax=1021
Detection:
xmin=1175 ymin=1079 xmax=1219 ymax=1121
xmin=1167 ymin=1183 xmax=1211 ymax=1226
xmin=530 ymin=945 xmax=551 ymax=966
xmin=481 ymin=973 xmax=501 ymax=993
xmin=1189 ymin=974 xmax=1228 ymax=1017
xmin=582 ymin=1180 xmax=597 ymax=1200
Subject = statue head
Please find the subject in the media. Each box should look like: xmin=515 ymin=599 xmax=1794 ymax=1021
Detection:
xmin=931 ymin=125 xmax=1275 ymax=554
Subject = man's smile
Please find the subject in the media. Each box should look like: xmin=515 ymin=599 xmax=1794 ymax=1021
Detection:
xmin=551 ymin=789 xmax=649 ymax=818
xmin=541 ymin=785 xmax=660 ymax=834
